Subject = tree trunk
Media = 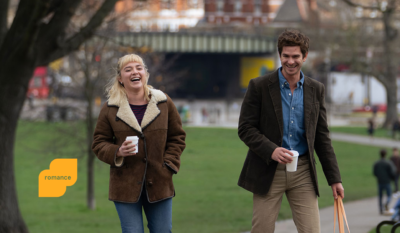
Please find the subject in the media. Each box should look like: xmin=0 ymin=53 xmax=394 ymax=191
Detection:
xmin=384 ymin=81 xmax=398 ymax=128
xmin=0 ymin=68 xmax=32 ymax=233
xmin=86 ymin=95 xmax=96 ymax=210
xmin=381 ymin=9 xmax=398 ymax=128
xmin=0 ymin=0 xmax=118 ymax=228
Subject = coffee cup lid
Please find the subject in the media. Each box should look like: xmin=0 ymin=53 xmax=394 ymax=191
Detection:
xmin=289 ymin=150 xmax=299 ymax=157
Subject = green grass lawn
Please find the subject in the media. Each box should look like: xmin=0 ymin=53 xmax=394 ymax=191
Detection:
xmin=15 ymin=121 xmax=386 ymax=233
xmin=330 ymin=126 xmax=395 ymax=140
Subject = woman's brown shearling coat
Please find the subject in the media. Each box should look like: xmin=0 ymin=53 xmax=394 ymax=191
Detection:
xmin=92 ymin=89 xmax=186 ymax=203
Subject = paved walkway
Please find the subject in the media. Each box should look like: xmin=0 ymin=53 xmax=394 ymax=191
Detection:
xmin=270 ymin=196 xmax=393 ymax=233
xmin=331 ymin=132 xmax=400 ymax=148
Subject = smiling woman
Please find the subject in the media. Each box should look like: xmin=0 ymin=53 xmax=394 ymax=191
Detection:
xmin=92 ymin=54 xmax=186 ymax=233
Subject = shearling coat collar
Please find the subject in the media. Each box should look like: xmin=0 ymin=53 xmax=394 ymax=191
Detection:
xmin=108 ymin=89 xmax=167 ymax=133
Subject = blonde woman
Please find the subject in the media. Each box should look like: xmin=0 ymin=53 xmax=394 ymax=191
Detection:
xmin=92 ymin=54 xmax=186 ymax=233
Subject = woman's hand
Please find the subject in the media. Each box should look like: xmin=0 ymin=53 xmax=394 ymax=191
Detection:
xmin=117 ymin=140 xmax=137 ymax=157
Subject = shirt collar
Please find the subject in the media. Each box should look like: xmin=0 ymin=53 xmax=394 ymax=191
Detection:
xmin=278 ymin=67 xmax=304 ymax=89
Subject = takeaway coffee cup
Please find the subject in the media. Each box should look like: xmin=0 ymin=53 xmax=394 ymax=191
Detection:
xmin=126 ymin=136 xmax=139 ymax=153
xmin=286 ymin=150 xmax=300 ymax=172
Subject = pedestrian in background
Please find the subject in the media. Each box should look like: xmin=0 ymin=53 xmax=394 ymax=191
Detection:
xmin=367 ymin=117 xmax=375 ymax=139
xmin=391 ymin=147 xmax=400 ymax=196
xmin=92 ymin=54 xmax=186 ymax=233
xmin=373 ymin=149 xmax=397 ymax=214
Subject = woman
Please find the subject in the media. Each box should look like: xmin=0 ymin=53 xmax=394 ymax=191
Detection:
xmin=92 ymin=54 xmax=186 ymax=233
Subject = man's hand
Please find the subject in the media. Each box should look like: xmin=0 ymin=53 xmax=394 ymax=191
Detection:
xmin=271 ymin=147 xmax=293 ymax=164
xmin=331 ymin=183 xmax=344 ymax=199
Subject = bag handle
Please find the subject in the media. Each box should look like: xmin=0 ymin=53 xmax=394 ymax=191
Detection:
xmin=334 ymin=196 xmax=350 ymax=233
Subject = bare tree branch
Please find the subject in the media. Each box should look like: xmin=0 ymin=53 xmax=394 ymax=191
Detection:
xmin=0 ymin=0 xmax=9 ymax=47
xmin=389 ymin=0 xmax=398 ymax=10
xmin=39 ymin=0 xmax=118 ymax=65
xmin=36 ymin=0 xmax=82 ymax=51
xmin=92 ymin=37 xmax=109 ymax=87
xmin=341 ymin=0 xmax=381 ymax=10
xmin=0 ymin=0 xmax=51 ymax=65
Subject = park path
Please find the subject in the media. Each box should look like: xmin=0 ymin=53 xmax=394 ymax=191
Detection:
xmin=243 ymin=133 xmax=400 ymax=233
xmin=330 ymin=132 xmax=400 ymax=148
xmin=264 ymin=196 xmax=390 ymax=233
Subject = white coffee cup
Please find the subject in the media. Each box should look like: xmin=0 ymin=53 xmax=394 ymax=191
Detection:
xmin=286 ymin=150 xmax=300 ymax=172
xmin=126 ymin=136 xmax=139 ymax=153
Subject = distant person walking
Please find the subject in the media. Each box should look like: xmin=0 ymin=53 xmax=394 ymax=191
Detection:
xmin=367 ymin=117 xmax=375 ymax=139
xmin=390 ymin=148 xmax=400 ymax=195
xmin=92 ymin=54 xmax=186 ymax=233
xmin=372 ymin=105 xmax=379 ymax=116
xmin=373 ymin=149 xmax=396 ymax=214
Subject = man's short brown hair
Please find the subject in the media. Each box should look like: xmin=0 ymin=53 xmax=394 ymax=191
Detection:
xmin=380 ymin=149 xmax=387 ymax=158
xmin=277 ymin=29 xmax=310 ymax=58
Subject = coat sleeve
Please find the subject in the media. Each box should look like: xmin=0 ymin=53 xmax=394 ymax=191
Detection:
xmin=238 ymin=79 xmax=279 ymax=165
xmin=314 ymin=84 xmax=342 ymax=185
xmin=92 ymin=103 xmax=123 ymax=167
xmin=163 ymin=96 xmax=186 ymax=174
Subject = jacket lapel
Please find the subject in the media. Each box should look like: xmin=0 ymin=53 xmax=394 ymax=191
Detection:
xmin=115 ymin=96 xmax=142 ymax=133
xmin=141 ymin=89 xmax=167 ymax=130
xmin=303 ymin=76 xmax=314 ymax=135
xmin=108 ymin=89 xmax=167 ymax=133
xmin=268 ymin=71 xmax=283 ymax=139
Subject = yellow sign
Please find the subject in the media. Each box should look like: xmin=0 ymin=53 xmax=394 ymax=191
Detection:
xmin=49 ymin=58 xmax=63 ymax=71
xmin=38 ymin=159 xmax=78 ymax=197
xmin=95 ymin=96 xmax=102 ymax=107
xmin=240 ymin=57 xmax=275 ymax=88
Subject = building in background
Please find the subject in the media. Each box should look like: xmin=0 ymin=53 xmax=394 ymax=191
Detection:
xmin=114 ymin=0 xmax=204 ymax=32
xmin=329 ymin=72 xmax=386 ymax=106
xmin=113 ymin=0 xmax=292 ymax=31
xmin=203 ymin=0 xmax=283 ymax=25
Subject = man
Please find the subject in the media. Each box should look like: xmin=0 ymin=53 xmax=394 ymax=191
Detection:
xmin=238 ymin=30 xmax=343 ymax=233
xmin=374 ymin=149 xmax=396 ymax=214
xmin=390 ymin=147 xmax=400 ymax=195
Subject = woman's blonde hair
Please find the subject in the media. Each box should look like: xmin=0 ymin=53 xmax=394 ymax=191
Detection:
xmin=106 ymin=54 xmax=153 ymax=103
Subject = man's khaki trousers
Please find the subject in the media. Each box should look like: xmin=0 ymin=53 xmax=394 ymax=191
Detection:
xmin=251 ymin=156 xmax=320 ymax=233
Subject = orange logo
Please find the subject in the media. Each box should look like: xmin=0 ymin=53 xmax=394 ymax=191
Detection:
xmin=38 ymin=159 xmax=77 ymax=197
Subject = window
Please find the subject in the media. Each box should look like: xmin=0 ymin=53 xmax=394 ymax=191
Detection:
xmin=235 ymin=0 xmax=242 ymax=13
xmin=33 ymin=77 xmax=42 ymax=87
xmin=217 ymin=0 xmax=224 ymax=12
xmin=161 ymin=0 xmax=174 ymax=9
xmin=190 ymin=0 xmax=199 ymax=8
xmin=135 ymin=1 xmax=144 ymax=9
xmin=254 ymin=0 xmax=262 ymax=14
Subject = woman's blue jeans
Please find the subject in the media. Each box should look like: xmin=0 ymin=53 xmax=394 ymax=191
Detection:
xmin=114 ymin=189 xmax=172 ymax=233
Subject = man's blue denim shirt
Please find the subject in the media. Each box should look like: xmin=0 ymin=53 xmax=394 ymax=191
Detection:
xmin=278 ymin=67 xmax=308 ymax=156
